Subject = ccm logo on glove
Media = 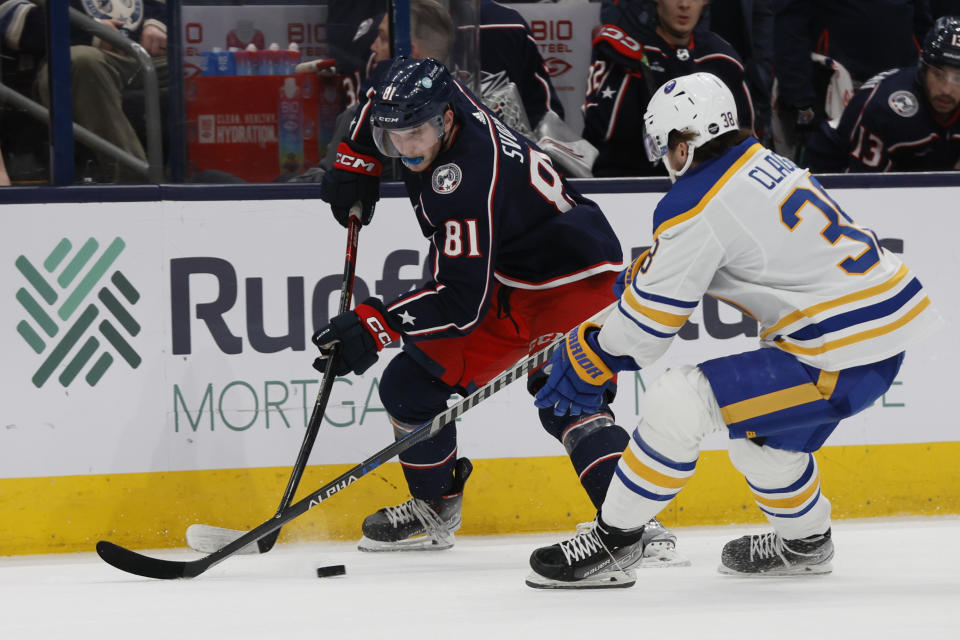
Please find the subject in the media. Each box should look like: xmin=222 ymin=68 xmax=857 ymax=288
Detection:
xmin=364 ymin=316 xmax=393 ymax=348
xmin=335 ymin=143 xmax=383 ymax=175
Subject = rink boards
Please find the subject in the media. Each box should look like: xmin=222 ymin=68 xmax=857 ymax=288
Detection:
xmin=1 ymin=178 xmax=957 ymax=554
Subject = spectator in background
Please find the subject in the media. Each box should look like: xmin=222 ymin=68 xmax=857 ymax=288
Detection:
xmin=369 ymin=0 xmax=565 ymax=137
xmin=805 ymin=16 xmax=960 ymax=173
xmin=1 ymin=0 xmax=168 ymax=183
xmin=707 ymin=0 xmax=774 ymax=145
xmin=773 ymin=0 xmax=932 ymax=165
xmin=328 ymin=1 xmax=386 ymax=108
xmin=586 ymin=0 xmax=754 ymax=176
xmin=370 ymin=0 xmax=455 ymax=66
xmin=319 ymin=0 xmax=593 ymax=178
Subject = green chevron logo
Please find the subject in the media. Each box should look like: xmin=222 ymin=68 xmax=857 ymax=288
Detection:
xmin=15 ymin=237 xmax=141 ymax=388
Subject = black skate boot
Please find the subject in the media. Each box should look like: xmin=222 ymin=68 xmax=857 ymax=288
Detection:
xmin=358 ymin=458 xmax=472 ymax=552
xmin=525 ymin=516 xmax=644 ymax=589
xmin=719 ymin=529 xmax=834 ymax=576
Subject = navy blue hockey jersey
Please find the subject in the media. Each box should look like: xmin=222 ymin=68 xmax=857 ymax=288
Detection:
xmin=477 ymin=0 xmax=565 ymax=127
xmin=583 ymin=23 xmax=754 ymax=176
xmin=805 ymin=67 xmax=960 ymax=172
xmin=348 ymin=81 xmax=623 ymax=343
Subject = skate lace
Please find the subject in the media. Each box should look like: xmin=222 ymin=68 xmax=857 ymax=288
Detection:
xmin=749 ymin=532 xmax=787 ymax=560
xmin=383 ymin=501 xmax=418 ymax=528
xmin=558 ymin=524 xmax=605 ymax=565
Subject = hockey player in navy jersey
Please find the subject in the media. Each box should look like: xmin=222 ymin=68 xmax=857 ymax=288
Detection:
xmin=584 ymin=0 xmax=754 ymax=176
xmin=805 ymin=16 xmax=960 ymax=173
xmin=315 ymin=56 xmax=684 ymax=562
xmin=525 ymin=72 xmax=942 ymax=588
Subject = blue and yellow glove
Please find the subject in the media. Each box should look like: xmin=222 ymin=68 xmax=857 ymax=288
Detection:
xmin=534 ymin=322 xmax=638 ymax=416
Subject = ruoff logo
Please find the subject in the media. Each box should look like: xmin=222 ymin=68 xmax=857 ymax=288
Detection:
xmin=15 ymin=237 xmax=141 ymax=388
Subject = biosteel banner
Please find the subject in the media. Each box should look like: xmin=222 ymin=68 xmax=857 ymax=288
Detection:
xmin=2 ymin=187 xmax=954 ymax=479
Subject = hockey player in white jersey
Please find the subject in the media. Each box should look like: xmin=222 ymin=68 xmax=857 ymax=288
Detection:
xmin=525 ymin=72 xmax=944 ymax=589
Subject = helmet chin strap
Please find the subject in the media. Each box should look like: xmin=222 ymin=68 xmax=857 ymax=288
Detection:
xmin=664 ymin=142 xmax=696 ymax=183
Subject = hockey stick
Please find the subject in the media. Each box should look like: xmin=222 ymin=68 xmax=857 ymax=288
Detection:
xmin=186 ymin=208 xmax=361 ymax=556
xmin=97 ymin=302 xmax=616 ymax=579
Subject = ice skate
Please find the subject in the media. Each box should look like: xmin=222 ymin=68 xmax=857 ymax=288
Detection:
xmin=525 ymin=517 xmax=644 ymax=589
xmin=639 ymin=517 xmax=691 ymax=568
xmin=358 ymin=458 xmax=472 ymax=552
xmin=719 ymin=529 xmax=834 ymax=576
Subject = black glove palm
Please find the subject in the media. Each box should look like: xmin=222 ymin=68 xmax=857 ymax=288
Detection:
xmin=321 ymin=141 xmax=382 ymax=227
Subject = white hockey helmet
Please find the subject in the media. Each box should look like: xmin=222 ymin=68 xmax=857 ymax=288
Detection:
xmin=642 ymin=72 xmax=739 ymax=180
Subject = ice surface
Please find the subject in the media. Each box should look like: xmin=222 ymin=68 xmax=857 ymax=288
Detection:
xmin=2 ymin=517 xmax=958 ymax=639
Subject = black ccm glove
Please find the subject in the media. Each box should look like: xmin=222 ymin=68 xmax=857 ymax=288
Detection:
xmin=311 ymin=298 xmax=402 ymax=376
xmin=320 ymin=140 xmax=382 ymax=227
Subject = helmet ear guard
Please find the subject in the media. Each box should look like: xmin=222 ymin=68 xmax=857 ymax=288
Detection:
xmin=641 ymin=73 xmax=739 ymax=180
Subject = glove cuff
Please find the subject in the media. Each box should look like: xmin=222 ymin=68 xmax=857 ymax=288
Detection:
xmin=334 ymin=142 xmax=383 ymax=176
xmin=565 ymin=322 xmax=615 ymax=385
xmin=592 ymin=24 xmax=646 ymax=71
xmin=354 ymin=298 xmax=402 ymax=350
xmin=585 ymin=327 xmax=640 ymax=372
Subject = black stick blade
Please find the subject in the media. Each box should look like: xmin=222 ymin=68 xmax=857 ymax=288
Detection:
xmin=96 ymin=541 xmax=191 ymax=580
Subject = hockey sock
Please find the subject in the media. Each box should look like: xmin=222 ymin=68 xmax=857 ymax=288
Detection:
xmin=601 ymin=426 xmax=698 ymax=530
xmin=396 ymin=419 xmax=458 ymax=499
xmin=539 ymin=408 xmax=630 ymax=508
xmin=728 ymin=442 xmax=832 ymax=540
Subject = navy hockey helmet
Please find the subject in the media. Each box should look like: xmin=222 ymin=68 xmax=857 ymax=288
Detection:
xmin=370 ymin=57 xmax=457 ymax=160
xmin=922 ymin=16 xmax=960 ymax=69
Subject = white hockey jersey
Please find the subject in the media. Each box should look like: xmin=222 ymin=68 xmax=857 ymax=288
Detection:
xmin=600 ymin=137 xmax=943 ymax=372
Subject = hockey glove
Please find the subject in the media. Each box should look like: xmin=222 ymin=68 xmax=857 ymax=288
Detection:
xmin=321 ymin=140 xmax=383 ymax=227
xmin=311 ymin=298 xmax=401 ymax=376
xmin=592 ymin=24 xmax=646 ymax=71
xmin=535 ymin=322 xmax=638 ymax=417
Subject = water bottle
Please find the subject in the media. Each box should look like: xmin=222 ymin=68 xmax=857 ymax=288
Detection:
xmin=260 ymin=42 xmax=281 ymax=75
xmin=214 ymin=47 xmax=235 ymax=75
xmin=202 ymin=49 xmax=219 ymax=76
xmin=235 ymin=44 xmax=257 ymax=76
xmin=277 ymin=77 xmax=303 ymax=174
xmin=281 ymin=42 xmax=301 ymax=75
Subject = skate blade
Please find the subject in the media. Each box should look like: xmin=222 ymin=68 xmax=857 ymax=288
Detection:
xmin=525 ymin=569 xmax=636 ymax=589
xmin=639 ymin=546 xmax=692 ymax=568
xmin=357 ymin=534 xmax=454 ymax=552
xmin=717 ymin=562 xmax=833 ymax=576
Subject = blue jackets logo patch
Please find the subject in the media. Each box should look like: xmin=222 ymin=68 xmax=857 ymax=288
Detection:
xmin=888 ymin=90 xmax=919 ymax=117
xmin=432 ymin=163 xmax=462 ymax=194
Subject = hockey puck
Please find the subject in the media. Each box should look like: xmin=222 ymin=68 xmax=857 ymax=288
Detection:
xmin=316 ymin=564 xmax=346 ymax=578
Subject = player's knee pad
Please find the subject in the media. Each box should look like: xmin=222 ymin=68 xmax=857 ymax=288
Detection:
xmin=638 ymin=365 xmax=725 ymax=458
xmin=379 ymin=352 xmax=452 ymax=424
xmin=727 ymin=438 xmax=811 ymax=487
xmin=537 ymin=407 xmax=624 ymax=454
xmin=539 ymin=407 xmax=629 ymax=508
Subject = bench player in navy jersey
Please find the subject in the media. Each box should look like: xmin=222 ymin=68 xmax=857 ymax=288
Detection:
xmin=805 ymin=16 xmax=960 ymax=173
xmin=523 ymin=73 xmax=942 ymax=589
xmin=313 ymin=57 xmax=684 ymax=564
xmin=585 ymin=0 xmax=754 ymax=176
